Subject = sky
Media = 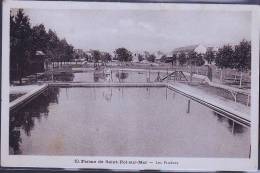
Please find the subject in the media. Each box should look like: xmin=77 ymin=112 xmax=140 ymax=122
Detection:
xmin=20 ymin=8 xmax=251 ymax=53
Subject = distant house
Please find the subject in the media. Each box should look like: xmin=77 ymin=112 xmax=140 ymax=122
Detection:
xmin=173 ymin=44 xmax=207 ymax=55
xmin=172 ymin=44 xmax=218 ymax=65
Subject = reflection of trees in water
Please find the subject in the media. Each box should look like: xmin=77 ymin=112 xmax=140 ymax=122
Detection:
xmin=116 ymin=72 xmax=128 ymax=82
xmin=9 ymin=87 xmax=60 ymax=154
xmin=93 ymin=71 xmax=105 ymax=82
xmin=213 ymin=111 xmax=246 ymax=134
xmin=44 ymin=72 xmax=74 ymax=82
xmin=102 ymin=87 xmax=113 ymax=102
xmin=53 ymin=73 xmax=74 ymax=82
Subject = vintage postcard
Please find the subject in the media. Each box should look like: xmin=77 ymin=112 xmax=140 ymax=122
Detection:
xmin=1 ymin=0 xmax=259 ymax=171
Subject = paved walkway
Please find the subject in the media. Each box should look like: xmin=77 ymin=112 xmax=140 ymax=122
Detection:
xmin=10 ymin=84 xmax=48 ymax=111
xmin=10 ymin=85 xmax=42 ymax=94
xmin=168 ymin=82 xmax=250 ymax=123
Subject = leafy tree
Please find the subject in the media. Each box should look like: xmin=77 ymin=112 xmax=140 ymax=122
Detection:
xmin=160 ymin=55 xmax=167 ymax=62
xmin=143 ymin=51 xmax=156 ymax=62
xmin=32 ymin=24 xmax=49 ymax=52
xmin=10 ymin=9 xmax=33 ymax=83
xmin=91 ymin=50 xmax=101 ymax=63
xmin=204 ymin=49 xmax=215 ymax=64
xmin=233 ymin=40 xmax=251 ymax=88
xmin=60 ymin=39 xmax=74 ymax=62
xmin=138 ymin=54 xmax=144 ymax=62
xmin=146 ymin=54 xmax=156 ymax=62
xmin=102 ymin=52 xmax=112 ymax=63
xmin=177 ymin=52 xmax=187 ymax=66
xmin=196 ymin=53 xmax=205 ymax=66
xmin=233 ymin=40 xmax=251 ymax=71
xmin=215 ymin=44 xmax=234 ymax=81
xmin=186 ymin=51 xmax=204 ymax=81
xmin=172 ymin=53 xmax=177 ymax=66
xmin=114 ymin=48 xmax=132 ymax=62
xmin=46 ymin=29 xmax=60 ymax=62
xmin=188 ymin=51 xmax=204 ymax=66
xmin=215 ymin=44 xmax=234 ymax=69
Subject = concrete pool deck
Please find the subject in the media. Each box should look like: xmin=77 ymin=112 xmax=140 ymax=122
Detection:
xmin=167 ymin=82 xmax=250 ymax=126
xmin=10 ymin=84 xmax=48 ymax=111
xmin=9 ymin=82 xmax=250 ymax=126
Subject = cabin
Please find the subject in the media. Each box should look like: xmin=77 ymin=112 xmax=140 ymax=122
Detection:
xmin=28 ymin=50 xmax=46 ymax=74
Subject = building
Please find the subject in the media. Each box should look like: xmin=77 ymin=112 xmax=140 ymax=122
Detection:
xmin=28 ymin=50 xmax=46 ymax=73
xmin=173 ymin=44 xmax=208 ymax=55
xmin=172 ymin=44 xmax=218 ymax=65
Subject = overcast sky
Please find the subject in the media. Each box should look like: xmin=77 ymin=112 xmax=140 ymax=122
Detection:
xmin=22 ymin=8 xmax=251 ymax=53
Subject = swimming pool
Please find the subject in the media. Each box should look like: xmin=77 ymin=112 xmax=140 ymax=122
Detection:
xmin=44 ymin=70 xmax=166 ymax=83
xmin=9 ymin=86 xmax=250 ymax=157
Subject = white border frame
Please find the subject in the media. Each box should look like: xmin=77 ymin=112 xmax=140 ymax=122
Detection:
xmin=1 ymin=1 xmax=259 ymax=171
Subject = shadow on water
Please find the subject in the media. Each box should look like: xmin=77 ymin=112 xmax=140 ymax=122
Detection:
xmin=9 ymin=87 xmax=60 ymax=154
xmin=213 ymin=111 xmax=246 ymax=135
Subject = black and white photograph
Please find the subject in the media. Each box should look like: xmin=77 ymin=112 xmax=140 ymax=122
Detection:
xmin=1 ymin=1 xmax=259 ymax=171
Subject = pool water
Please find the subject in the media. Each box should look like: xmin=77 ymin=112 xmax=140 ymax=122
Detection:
xmin=9 ymin=87 xmax=250 ymax=157
xmin=45 ymin=70 xmax=165 ymax=83
xmin=73 ymin=71 xmax=162 ymax=83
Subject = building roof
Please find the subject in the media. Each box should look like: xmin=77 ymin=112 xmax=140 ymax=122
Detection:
xmin=173 ymin=45 xmax=199 ymax=53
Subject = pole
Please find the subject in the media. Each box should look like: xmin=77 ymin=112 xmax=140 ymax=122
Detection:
xmin=187 ymin=100 xmax=191 ymax=113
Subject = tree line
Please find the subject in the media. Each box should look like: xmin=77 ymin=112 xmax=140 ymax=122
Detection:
xmin=10 ymin=9 xmax=74 ymax=83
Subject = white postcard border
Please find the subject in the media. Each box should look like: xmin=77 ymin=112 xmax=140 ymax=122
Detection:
xmin=1 ymin=1 xmax=259 ymax=171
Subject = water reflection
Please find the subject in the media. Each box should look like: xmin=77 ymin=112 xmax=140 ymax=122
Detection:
xmin=9 ymin=87 xmax=250 ymax=157
xmin=73 ymin=71 xmax=161 ymax=83
xmin=102 ymin=87 xmax=113 ymax=102
xmin=44 ymin=72 xmax=74 ymax=82
xmin=213 ymin=111 xmax=246 ymax=134
xmin=9 ymin=87 xmax=60 ymax=154
xmin=115 ymin=71 xmax=129 ymax=82
xmin=94 ymin=71 xmax=105 ymax=82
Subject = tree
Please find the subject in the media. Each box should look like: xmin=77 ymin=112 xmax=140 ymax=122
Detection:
xmin=233 ymin=40 xmax=251 ymax=88
xmin=196 ymin=53 xmax=205 ymax=66
xmin=204 ymin=49 xmax=215 ymax=64
xmin=60 ymin=39 xmax=74 ymax=62
xmin=188 ymin=51 xmax=204 ymax=66
xmin=172 ymin=53 xmax=177 ymax=67
xmin=91 ymin=50 xmax=101 ymax=63
xmin=187 ymin=51 xmax=204 ymax=81
xmin=177 ymin=52 xmax=187 ymax=66
xmin=138 ymin=54 xmax=144 ymax=62
xmin=102 ymin=52 xmax=112 ymax=63
xmin=10 ymin=9 xmax=76 ymax=84
xmin=146 ymin=54 xmax=156 ymax=62
xmin=46 ymin=29 xmax=60 ymax=62
xmin=215 ymin=44 xmax=234 ymax=82
xmin=10 ymin=9 xmax=33 ymax=84
xmin=115 ymin=48 xmax=133 ymax=62
xmin=143 ymin=51 xmax=156 ymax=62
xmin=32 ymin=24 xmax=49 ymax=53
